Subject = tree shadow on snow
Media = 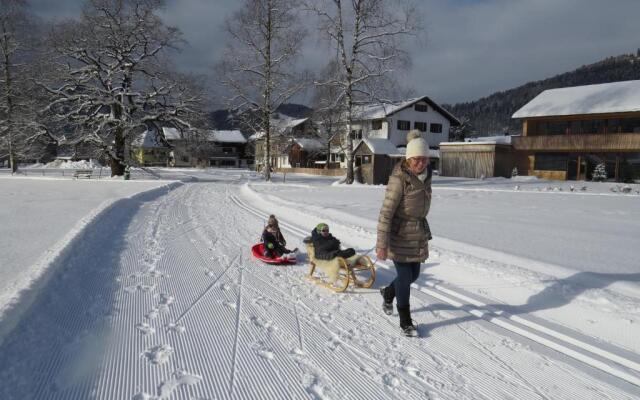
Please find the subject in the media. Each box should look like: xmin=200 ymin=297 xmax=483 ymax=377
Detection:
xmin=0 ymin=186 xmax=173 ymax=399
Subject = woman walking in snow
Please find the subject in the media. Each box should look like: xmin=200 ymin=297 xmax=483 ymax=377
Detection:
xmin=376 ymin=130 xmax=433 ymax=337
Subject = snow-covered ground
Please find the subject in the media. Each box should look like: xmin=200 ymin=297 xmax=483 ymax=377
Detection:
xmin=0 ymin=169 xmax=638 ymax=399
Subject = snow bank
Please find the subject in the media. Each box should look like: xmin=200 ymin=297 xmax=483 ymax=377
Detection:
xmin=0 ymin=181 xmax=182 ymax=346
xmin=42 ymin=159 xmax=105 ymax=169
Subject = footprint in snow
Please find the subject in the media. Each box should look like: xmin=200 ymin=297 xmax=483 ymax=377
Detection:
xmin=135 ymin=322 xmax=156 ymax=335
xmin=252 ymin=296 xmax=271 ymax=307
xmin=166 ymin=322 xmax=186 ymax=335
xmin=251 ymin=341 xmax=274 ymax=360
xmin=250 ymin=316 xmax=277 ymax=333
xmin=142 ymin=344 xmax=174 ymax=365
xmin=222 ymin=301 xmax=237 ymax=310
xmin=321 ymin=312 xmax=334 ymax=323
xmin=124 ymin=283 xmax=156 ymax=293
xmin=145 ymin=308 xmax=159 ymax=320
xmin=157 ymin=369 xmax=203 ymax=398
xmin=133 ymin=369 xmax=203 ymax=400
xmin=382 ymin=373 xmax=401 ymax=388
xmin=159 ymin=293 xmax=175 ymax=307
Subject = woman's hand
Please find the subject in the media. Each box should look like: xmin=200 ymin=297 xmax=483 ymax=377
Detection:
xmin=376 ymin=248 xmax=387 ymax=261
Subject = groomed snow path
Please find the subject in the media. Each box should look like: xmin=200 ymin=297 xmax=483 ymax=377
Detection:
xmin=0 ymin=181 xmax=636 ymax=399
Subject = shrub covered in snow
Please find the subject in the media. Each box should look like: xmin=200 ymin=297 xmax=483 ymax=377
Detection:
xmin=592 ymin=163 xmax=607 ymax=182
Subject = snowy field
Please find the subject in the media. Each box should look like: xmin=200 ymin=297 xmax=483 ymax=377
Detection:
xmin=0 ymin=168 xmax=639 ymax=399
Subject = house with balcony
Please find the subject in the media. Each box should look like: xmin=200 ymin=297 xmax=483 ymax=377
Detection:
xmin=203 ymin=130 xmax=248 ymax=168
xmin=511 ymin=80 xmax=640 ymax=181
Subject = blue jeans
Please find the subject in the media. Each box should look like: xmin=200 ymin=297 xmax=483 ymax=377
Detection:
xmin=387 ymin=261 xmax=421 ymax=308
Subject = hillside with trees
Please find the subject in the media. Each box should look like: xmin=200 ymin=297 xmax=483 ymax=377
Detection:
xmin=445 ymin=51 xmax=640 ymax=137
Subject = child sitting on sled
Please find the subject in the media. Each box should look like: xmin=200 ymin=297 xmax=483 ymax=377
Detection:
xmin=310 ymin=223 xmax=356 ymax=260
xmin=261 ymin=215 xmax=297 ymax=258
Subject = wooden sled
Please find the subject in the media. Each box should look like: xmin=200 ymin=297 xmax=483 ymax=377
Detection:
xmin=304 ymin=238 xmax=376 ymax=293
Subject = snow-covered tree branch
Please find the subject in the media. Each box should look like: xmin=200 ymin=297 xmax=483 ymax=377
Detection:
xmin=43 ymin=0 xmax=204 ymax=176
xmin=305 ymin=0 xmax=421 ymax=184
xmin=219 ymin=0 xmax=309 ymax=181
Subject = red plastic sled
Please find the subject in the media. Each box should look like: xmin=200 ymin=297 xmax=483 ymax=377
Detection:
xmin=251 ymin=243 xmax=297 ymax=265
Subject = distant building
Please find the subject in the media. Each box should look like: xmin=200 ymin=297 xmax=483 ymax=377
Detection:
xmin=130 ymin=130 xmax=170 ymax=166
xmin=511 ymin=80 xmax=640 ymax=181
xmin=250 ymin=114 xmax=316 ymax=171
xmin=335 ymin=96 xmax=459 ymax=159
xmin=202 ymin=130 xmax=248 ymax=168
xmin=163 ymin=127 xmax=250 ymax=168
xmin=441 ymin=80 xmax=640 ymax=182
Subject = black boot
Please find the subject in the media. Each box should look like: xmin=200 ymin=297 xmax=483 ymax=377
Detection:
xmin=380 ymin=287 xmax=394 ymax=315
xmin=397 ymin=306 xmax=418 ymax=337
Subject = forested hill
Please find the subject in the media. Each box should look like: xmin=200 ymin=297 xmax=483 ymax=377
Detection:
xmin=445 ymin=51 xmax=640 ymax=136
xmin=209 ymin=103 xmax=313 ymax=132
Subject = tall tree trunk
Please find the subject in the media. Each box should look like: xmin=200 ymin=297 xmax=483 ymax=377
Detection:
xmin=111 ymin=129 xmax=126 ymax=176
xmin=2 ymin=31 xmax=17 ymax=173
xmin=263 ymin=0 xmax=273 ymax=181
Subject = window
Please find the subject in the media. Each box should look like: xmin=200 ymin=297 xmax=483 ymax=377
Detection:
xmin=534 ymin=153 xmax=568 ymax=171
xmin=547 ymin=121 xmax=568 ymax=135
xmin=371 ymin=119 xmax=383 ymax=130
xmin=607 ymin=119 xmax=621 ymax=134
xmin=397 ymin=120 xmax=410 ymax=130
xmin=414 ymin=103 xmax=428 ymax=112
xmin=620 ymin=118 xmax=640 ymax=133
xmin=340 ymin=153 xmax=345 ymax=162
xmin=222 ymin=147 xmax=234 ymax=154
xmin=569 ymin=120 xmax=582 ymax=135
xmin=414 ymin=121 xmax=427 ymax=132
xmin=363 ymin=155 xmax=371 ymax=164
xmin=350 ymin=129 xmax=362 ymax=140
xmin=430 ymin=123 xmax=442 ymax=133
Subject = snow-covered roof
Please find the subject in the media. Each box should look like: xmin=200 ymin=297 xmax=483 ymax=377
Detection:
xmin=162 ymin=127 xmax=182 ymax=141
xmin=272 ymin=114 xmax=309 ymax=133
xmin=512 ymin=80 xmax=640 ymax=118
xmin=358 ymin=138 xmax=403 ymax=156
xmin=293 ymin=138 xmax=324 ymax=151
xmin=248 ymin=132 xmax=264 ymax=141
xmin=207 ymin=130 xmax=247 ymax=144
xmin=464 ymin=135 xmax=513 ymax=145
xmin=133 ymin=131 xmax=169 ymax=148
xmin=248 ymin=114 xmax=310 ymax=140
xmin=352 ymin=96 xmax=460 ymax=126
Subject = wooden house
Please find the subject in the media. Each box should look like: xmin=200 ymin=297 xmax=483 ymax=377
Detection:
xmin=511 ymin=80 xmax=640 ymax=181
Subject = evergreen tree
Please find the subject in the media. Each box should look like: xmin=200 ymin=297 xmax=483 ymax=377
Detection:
xmin=592 ymin=163 xmax=607 ymax=182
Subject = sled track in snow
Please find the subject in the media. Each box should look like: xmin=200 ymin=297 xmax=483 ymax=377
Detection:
xmin=230 ymin=193 xmax=640 ymax=389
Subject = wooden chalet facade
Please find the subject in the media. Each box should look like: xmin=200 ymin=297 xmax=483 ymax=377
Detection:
xmin=511 ymin=80 xmax=640 ymax=181
xmin=441 ymin=80 xmax=640 ymax=182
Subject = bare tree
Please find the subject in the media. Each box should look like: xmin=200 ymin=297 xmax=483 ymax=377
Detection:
xmin=0 ymin=0 xmax=48 ymax=172
xmin=311 ymin=61 xmax=345 ymax=169
xmin=306 ymin=0 xmax=420 ymax=183
xmin=219 ymin=0 xmax=307 ymax=181
xmin=43 ymin=0 xmax=203 ymax=176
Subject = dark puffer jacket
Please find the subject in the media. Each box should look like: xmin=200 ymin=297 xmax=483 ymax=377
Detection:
xmin=376 ymin=162 xmax=432 ymax=262
xmin=311 ymin=229 xmax=346 ymax=260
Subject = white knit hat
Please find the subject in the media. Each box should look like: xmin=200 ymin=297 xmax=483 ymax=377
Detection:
xmin=405 ymin=130 xmax=430 ymax=159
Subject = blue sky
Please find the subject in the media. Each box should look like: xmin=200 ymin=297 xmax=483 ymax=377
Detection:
xmin=29 ymin=0 xmax=640 ymax=105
